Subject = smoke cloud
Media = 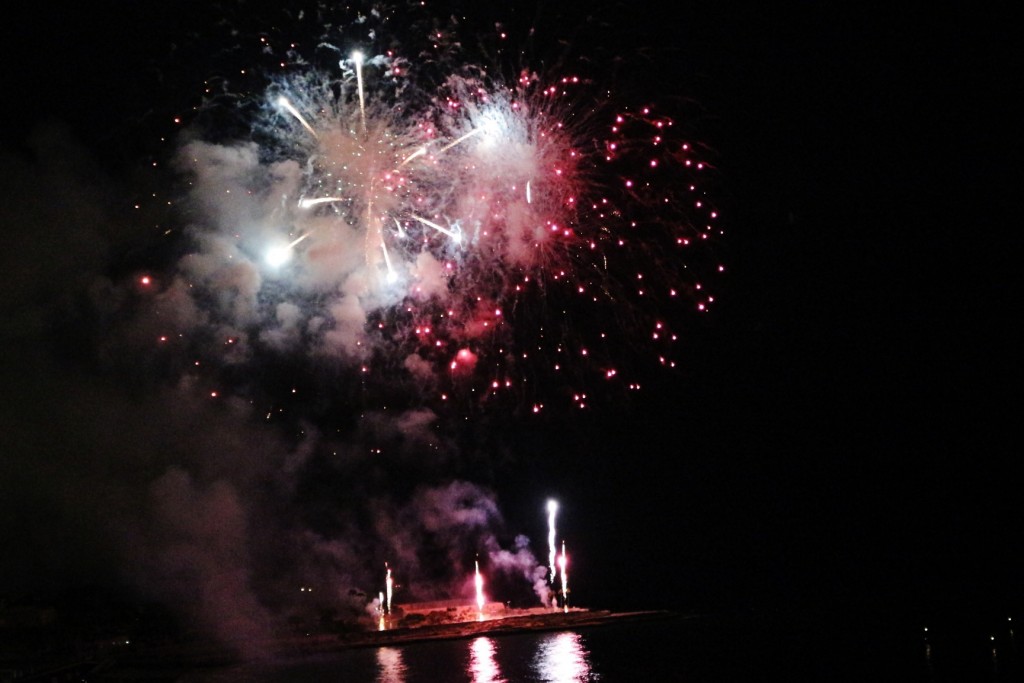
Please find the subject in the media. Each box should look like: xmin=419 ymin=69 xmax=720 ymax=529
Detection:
xmin=0 ymin=121 xmax=551 ymax=656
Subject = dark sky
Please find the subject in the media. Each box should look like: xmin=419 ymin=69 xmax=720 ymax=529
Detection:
xmin=1 ymin=0 xmax=1018 ymax=631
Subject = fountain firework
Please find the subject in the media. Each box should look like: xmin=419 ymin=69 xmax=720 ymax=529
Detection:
xmin=475 ymin=559 xmax=486 ymax=613
xmin=559 ymin=540 xmax=569 ymax=611
xmin=547 ymin=499 xmax=559 ymax=586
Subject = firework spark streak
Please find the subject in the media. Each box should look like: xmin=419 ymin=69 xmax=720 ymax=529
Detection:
xmin=547 ymin=499 xmax=559 ymax=586
xmin=475 ymin=559 xmax=486 ymax=613
xmin=559 ymin=540 xmax=569 ymax=612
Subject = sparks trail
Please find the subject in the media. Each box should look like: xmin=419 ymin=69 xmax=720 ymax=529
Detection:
xmin=149 ymin=6 xmax=723 ymax=422
xmin=547 ymin=499 xmax=558 ymax=586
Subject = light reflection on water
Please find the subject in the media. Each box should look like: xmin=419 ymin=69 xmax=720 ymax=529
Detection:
xmin=375 ymin=646 xmax=407 ymax=683
xmin=167 ymin=613 xmax=1024 ymax=682
xmin=532 ymin=631 xmax=593 ymax=683
xmin=367 ymin=631 xmax=592 ymax=683
xmin=469 ymin=637 xmax=504 ymax=683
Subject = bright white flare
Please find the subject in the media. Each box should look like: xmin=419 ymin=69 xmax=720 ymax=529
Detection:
xmin=385 ymin=563 xmax=394 ymax=613
xmin=263 ymin=233 xmax=311 ymax=268
xmin=475 ymin=559 xmax=485 ymax=612
xmin=265 ymin=244 xmax=292 ymax=268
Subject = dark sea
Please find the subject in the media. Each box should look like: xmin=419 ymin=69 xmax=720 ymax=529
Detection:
xmin=175 ymin=611 xmax=1021 ymax=682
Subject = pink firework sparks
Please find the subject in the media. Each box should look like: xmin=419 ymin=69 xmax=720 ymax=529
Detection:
xmin=156 ymin=12 xmax=723 ymax=417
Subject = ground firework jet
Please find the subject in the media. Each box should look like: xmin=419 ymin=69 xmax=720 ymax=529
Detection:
xmin=559 ymin=540 xmax=569 ymax=611
xmin=474 ymin=559 xmax=485 ymax=616
xmin=547 ymin=499 xmax=558 ymax=587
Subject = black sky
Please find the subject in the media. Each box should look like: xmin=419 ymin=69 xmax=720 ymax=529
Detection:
xmin=1 ymin=1 xmax=1019 ymax=625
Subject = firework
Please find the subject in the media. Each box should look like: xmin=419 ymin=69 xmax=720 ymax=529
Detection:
xmin=559 ymin=540 xmax=569 ymax=611
xmin=156 ymin=7 xmax=723 ymax=421
xmin=475 ymin=559 xmax=486 ymax=613
xmin=547 ymin=499 xmax=559 ymax=586
xmin=43 ymin=3 xmax=727 ymax=643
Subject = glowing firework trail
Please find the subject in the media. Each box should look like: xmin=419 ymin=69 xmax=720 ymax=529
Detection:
xmin=288 ymin=233 xmax=311 ymax=249
xmin=385 ymin=563 xmax=394 ymax=613
xmin=399 ymin=146 xmax=428 ymax=166
xmin=559 ymin=540 xmax=569 ymax=610
xmin=298 ymin=197 xmax=344 ymax=209
xmin=547 ymin=499 xmax=558 ymax=585
xmin=264 ymin=232 xmax=312 ymax=267
xmin=437 ymin=127 xmax=483 ymax=154
xmin=380 ymin=237 xmax=397 ymax=281
xmin=397 ymin=127 xmax=479 ymax=168
xmin=475 ymin=559 xmax=485 ymax=612
xmin=410 ymin=213 xmax=462 ymax=242
xmin=351 ymin=51 xmax=367 ymax=132
xmin=276 ymin=96 xmax=318 ymax=139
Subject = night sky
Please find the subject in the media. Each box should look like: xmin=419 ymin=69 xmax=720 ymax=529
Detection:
xmin=1 ymin=0 xmax=1018 ymax=638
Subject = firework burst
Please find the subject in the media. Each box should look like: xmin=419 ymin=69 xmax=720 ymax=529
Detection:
xmin=148 ymin=2 xmax=723 ymax=424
